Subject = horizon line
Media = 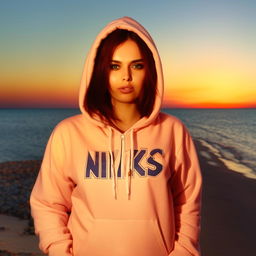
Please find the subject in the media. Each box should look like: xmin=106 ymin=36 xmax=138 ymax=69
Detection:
xmin=0 ymin=107 xmax=255 ymax=110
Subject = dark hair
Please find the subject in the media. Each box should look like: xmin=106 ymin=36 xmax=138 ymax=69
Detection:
xmin=84 ymin=29 xmax=157 ymax=125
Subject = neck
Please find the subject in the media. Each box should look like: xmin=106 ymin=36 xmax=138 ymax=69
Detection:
xmin=112 ymin=102 xmax=141 ymax=133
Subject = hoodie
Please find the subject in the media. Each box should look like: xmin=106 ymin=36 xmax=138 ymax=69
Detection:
xmin=30 ymin=16 xmax=202 ymax=256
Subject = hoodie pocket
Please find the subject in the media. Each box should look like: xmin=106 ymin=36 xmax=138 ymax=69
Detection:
xmin=74 ymin=219 xmax=168 ymax=256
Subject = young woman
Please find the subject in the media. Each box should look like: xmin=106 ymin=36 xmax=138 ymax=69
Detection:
xmin=30 ymin=16 xmax=202 ymax=256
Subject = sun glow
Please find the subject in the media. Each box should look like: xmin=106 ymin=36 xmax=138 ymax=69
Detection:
xmin=162 ymin=44 xmax=256 ymax=108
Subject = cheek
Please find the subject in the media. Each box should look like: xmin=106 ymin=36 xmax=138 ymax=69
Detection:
xmin=135 ymin=72 xmax=146 ymax=85
xmin=109 ymin=73 xmax=119 ymax=88
xmin=109 ymin=74 xmax=117 ymax=87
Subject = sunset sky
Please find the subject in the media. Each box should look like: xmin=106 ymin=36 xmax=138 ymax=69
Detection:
xmin=1 ymin=0 xmax=255 ymax=108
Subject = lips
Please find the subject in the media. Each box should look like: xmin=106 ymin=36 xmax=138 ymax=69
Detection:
xmin=118 ymin=86 xmax=134 ymax=94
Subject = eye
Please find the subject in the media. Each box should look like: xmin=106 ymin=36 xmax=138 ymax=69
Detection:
xmin=110 ymin=64 xmax=120 ymax=70
xmin=132 ymin=63 xmax=144 ymax=70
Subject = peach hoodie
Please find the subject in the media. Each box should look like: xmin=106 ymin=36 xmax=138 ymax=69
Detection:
xmin=30 ymin=16 xmax=202 ymax=256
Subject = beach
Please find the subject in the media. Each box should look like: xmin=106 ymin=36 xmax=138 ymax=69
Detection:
xmin=0 ymin=140 xmax=255 ymax=256
xmin=196 ymin=140 xmax=256 ymax=256
xmin=0 ymin=160 xmax=45 ymax=256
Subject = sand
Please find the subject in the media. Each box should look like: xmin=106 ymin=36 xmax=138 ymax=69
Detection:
xmin=0 ymin=214 xmax=45 ymax=256
xmin=0 ymin=140 xmax=255 ymax=256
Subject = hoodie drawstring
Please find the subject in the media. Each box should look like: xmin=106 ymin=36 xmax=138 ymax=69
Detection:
xmin=108 ymin=127 xmax=134 ymax=200
xmin=108 ymin=127 xmax=117 ymax=200
xmin=127 ymin=129 xmax=134 ymax=200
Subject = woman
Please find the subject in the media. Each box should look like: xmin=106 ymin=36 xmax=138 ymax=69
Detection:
xmin=30 ymin=16 xmax=202 ymax=256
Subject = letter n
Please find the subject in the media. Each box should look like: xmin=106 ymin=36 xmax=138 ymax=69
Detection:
xmin=85 ymin=152 xmax=99 ymax=178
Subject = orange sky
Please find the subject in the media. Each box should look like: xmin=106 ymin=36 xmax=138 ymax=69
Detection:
xmin=1 ymin=56 xmax=255 ymax=109
xmin=1 ymin=40 xmax=255 ymax=109
xmin=1 ymin=44 xmax=255 ymax=109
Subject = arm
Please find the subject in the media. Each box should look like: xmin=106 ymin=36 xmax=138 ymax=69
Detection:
xmin=30 ymin=124 xmax=74 ymax=256
xmin=169 ymin=124 xmax=202 ymax=256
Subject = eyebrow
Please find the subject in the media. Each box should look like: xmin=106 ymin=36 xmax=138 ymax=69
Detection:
xmin=111 ymin=59 xmax=144 ymax=63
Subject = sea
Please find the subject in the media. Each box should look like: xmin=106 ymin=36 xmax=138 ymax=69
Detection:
xmin=0 ymin=108 xmax=255 ymax=179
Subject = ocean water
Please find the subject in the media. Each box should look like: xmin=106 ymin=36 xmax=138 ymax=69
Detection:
xmin=164 ymin=108 xmax=256 ymax=179
xmin=0 ymin=108 xmax=80 ymax=163
xmin=0 ymin=108 xmax=255 ymax=179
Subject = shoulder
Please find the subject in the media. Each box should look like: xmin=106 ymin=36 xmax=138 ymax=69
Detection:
xmin=51 ymin=113 xmax=85 ymax=134
xmin=158 ymin=111 xmax=188 ymax=132
xmin=57 ymin=113 xmax=84 ymax=125
xmin=157 ymin=112 xmax=193 ymax=150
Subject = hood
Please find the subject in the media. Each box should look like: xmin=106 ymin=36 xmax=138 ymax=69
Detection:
xmin=78 ymin=16 xmax=164 ymax=200
xmin=78 ymin=16 xmax=164 ymax=130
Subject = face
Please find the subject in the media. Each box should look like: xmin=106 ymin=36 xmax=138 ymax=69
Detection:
xmin=108 ymin=39 xmax=145 ymax=106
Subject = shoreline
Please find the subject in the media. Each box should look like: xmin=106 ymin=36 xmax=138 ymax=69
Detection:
xmin=0 ymin=139 xmax=255 ymax=255
xmin=198 ymin=139 xmax=256 ymax=180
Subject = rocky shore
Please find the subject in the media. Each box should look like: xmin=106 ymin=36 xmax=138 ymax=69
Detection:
xmin=0 ymin=160 xmax=44 ymax=255
xmin=0 ymin=160 xmax=42 ymax=229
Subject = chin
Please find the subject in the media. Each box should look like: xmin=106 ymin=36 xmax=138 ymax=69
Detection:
xmin=112 ymin=95 xmax=138 ymax=105
xmin=112 ymin=98 xmax=137 ymax=105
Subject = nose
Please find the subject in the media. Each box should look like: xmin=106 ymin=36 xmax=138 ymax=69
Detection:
xmin=122 ymin=66 xmax=132 ymax=81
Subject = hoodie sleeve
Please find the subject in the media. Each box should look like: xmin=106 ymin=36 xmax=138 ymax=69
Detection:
xmin=169 ymin=123 xmax=202 ymax=256
xmin=30 ymin=124 xmax=74 ymax=256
